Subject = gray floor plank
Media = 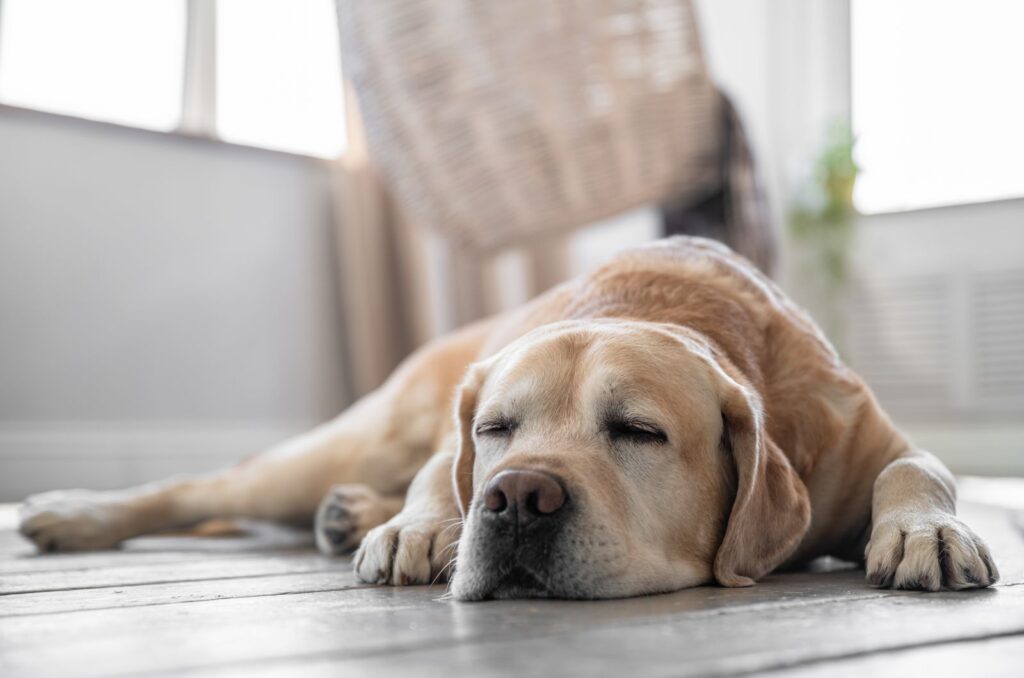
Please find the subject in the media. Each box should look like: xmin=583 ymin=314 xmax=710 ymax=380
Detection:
xmin=762 ymin=634 xmax=1024 ymax=678
xmin=114 ymin=581 xmax=1024 ymax=678
xmin=1 ymin=550 xmax=256 ymax=576
xmin=0 ymin=552 xmax=350 ymax=594
xmin=2 ymin=573 xmax=1021 ymax=678
xmin=0 ymin=570 xmax=363 ymax=616
xmin=0 ymin=522 xmax=314 ymax=575
xmin=0 ymin=571 xmax=885 ymax=677
xmin=0 ymin=546 xmax=320 ymax=577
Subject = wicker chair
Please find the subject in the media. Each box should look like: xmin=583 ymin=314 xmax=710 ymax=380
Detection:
xmin=336 ymin=0 xmax=774 ymax=321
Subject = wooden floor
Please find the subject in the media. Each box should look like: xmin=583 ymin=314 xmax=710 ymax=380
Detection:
xmin=2 ymin=478 xmax=1023 ymax=677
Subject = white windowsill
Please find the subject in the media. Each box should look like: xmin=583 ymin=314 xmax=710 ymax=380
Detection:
xmin=855 ymin=194 xmax=1024 ymax=220
xmin=0 ymin=102 xmax=342 ymax=164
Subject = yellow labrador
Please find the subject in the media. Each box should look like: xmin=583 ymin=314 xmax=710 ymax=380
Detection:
xmin=19 ymin=237 xmax=998 ymax=599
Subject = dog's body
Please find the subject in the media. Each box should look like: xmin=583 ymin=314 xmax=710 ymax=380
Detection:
xmin=20 ymin=237 xmax=997 ymax=599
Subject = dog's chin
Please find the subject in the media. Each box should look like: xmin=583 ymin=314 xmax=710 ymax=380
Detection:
xmin=450 ymin=551 xmax=580 ymax=601
xmin=450 ymin=540 xmax=713 ymax=601
xmin=451 ymin=547 xmax=624 ymax=601
xmin=476 ymin=564 xmax=555 ymax=600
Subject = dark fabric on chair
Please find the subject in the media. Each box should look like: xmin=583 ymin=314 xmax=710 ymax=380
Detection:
xmin=661 ymin=91 xmax=776 ymax=276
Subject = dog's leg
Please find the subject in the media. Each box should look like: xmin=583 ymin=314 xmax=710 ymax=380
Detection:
xmin=18 ymin=420 xmax=406 ymax=552
xmin=19 ymin=321 xmax=492 ymax=552
xmin=865 ymin=449 xmax=999 ymax=590
xmin=352 ymin=448 xmax=461 ymax=586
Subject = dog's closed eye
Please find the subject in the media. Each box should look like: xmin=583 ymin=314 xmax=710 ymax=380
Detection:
xmin=605 ymin=419 xmax=668 ymax=445
xmin=475 ymin=418 xmax=518 ymax=437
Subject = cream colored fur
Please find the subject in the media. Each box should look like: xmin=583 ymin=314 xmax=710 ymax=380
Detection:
xmin=19 ymin=237 xmax=997 ymax=599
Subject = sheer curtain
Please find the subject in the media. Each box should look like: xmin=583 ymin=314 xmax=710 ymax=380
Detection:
xmin=332 ymin=84 xmax=424 ymax=396
xmin=331 ymin=87 xmax=574 ymax=397
xmin=331 ymin=86 xmax=583 ymax=397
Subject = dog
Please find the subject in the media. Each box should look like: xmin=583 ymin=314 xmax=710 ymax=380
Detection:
xmin=18 ymin=237 xmax=998 ymax=599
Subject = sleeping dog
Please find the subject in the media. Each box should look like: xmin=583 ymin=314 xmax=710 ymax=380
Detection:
xmin=19 ymin=237 xmax=998 ymax=599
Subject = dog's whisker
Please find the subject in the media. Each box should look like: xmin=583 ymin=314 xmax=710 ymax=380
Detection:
xmin=430 ymin=553 xmax=458 ymax=587
xmin=438 ymin=523 xmax=462 ymax=539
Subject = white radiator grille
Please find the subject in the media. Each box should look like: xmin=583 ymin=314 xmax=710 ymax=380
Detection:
xmin=848 ymin=269 xmax=1024 ymax=418
xmin=848 ymin=275 xmax=952 ymax=416
xmin=973 ymin=269 xmax=1024 ymax=411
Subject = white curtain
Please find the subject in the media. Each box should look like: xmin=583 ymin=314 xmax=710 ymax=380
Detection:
xmin=331 ymin=85 xmax=573 ymax=396
xmin=331 ymin=83 xmax=425 ymax=396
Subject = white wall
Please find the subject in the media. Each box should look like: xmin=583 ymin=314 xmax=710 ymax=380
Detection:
xmin=0 ymin=107 xmax=348 ymax=499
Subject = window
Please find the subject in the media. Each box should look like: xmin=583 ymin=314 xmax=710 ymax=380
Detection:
xmin=0 ymin=0 xmax=346 ymax=157
xmin=851 ymin=0 xmax=1024 ymax=214
xmin=0 ymin=0 xmax=187 ymax=131
xmin=217 ymin=0 xmax=346 ymax=157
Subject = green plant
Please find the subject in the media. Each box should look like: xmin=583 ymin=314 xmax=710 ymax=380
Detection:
xmin=788 ymin=121 xmax=860 ymax=351
xmin=790 ymin=121 xmax=859 ymax=281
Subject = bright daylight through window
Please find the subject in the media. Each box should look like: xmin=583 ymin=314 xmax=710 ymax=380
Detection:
xmin=852 ymin=0 xmax=1024 ymax=213
xmin=0 ymin=0 xmax=347 ymax=157
xmin=216 ymin=0 xmax=346 ymax=157
xmin=0 ymin=0 xmax=186 ymax=131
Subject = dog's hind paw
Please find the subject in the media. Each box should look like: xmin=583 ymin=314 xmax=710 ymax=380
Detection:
xmin=314 ymin=484 xmax=402 ymax=556
xmin=19 ymin=490 xmax=131 ymax=552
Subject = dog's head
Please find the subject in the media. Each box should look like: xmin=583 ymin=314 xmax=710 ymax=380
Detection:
xmin=449 ymin=319 xmax=809 ymax=600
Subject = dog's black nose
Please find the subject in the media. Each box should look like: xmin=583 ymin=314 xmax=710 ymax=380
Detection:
xmin=483 ymin=469 xmax=566 ymax=525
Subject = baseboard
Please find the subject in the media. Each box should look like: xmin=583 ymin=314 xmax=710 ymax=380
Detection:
xmin=900 ymin=422 xmax=1024 ymax=477
xmin=0 ymin=421 xmax=317 ymax=502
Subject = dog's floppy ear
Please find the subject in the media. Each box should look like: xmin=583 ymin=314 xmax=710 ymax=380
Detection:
xmin=713 ymin=371 xmax=811 ymax=587
xmin=452 ymin=363 xmax=487 ymax=518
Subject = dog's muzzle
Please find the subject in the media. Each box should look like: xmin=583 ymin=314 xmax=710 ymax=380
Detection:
xmin=463 ymin=468 xmax=572 ymax=598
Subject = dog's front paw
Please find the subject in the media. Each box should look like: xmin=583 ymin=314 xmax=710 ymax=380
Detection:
xmin=354 ymin=513 xmax=459 ymax=586
xmin=866 ymin=513 xmax=999 ymax=591
xmin=19 ymin=490 xmax=131 ymax=552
